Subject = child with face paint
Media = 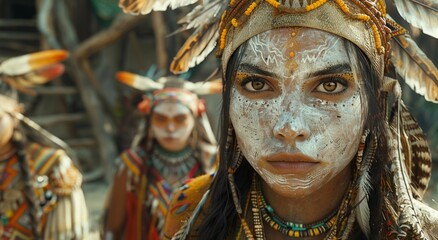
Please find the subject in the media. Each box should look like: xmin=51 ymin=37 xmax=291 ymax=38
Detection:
xmin=119 ymin=0 xmax=438 ymax=239
xmin=0 ymin=51 xmax=89 ymax=239
xmin=104 ymin=73 xmax=221 ymax=240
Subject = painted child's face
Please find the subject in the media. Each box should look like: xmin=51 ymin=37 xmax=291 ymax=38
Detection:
xmin=151 ymin=102 xmax=195 ymax=152
xmin=230 ymin=28 xmax=367 ymax=198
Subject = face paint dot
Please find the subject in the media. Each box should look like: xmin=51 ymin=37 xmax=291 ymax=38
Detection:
xmin=289 ymin=52 xmax=295 ymax=57
xmin=291 ymin=32 xmax=296 ymax=37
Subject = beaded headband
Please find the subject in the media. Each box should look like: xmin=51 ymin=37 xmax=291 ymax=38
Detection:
xmin=119 ymin=0 xmax=438 ymax=103
xmin=218 ymin=0 xmax=397 ymax=79
xmin=116 ymin=72 xmax=221 ymax=115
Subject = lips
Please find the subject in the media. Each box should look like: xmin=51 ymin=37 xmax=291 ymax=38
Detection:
xmin=262 ymin=152 xmax=320 ymax=174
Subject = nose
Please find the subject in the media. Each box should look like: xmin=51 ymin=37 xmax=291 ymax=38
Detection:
xmin=273 ymin=115 xmax=309 ymax=145
xmin=166 ymin=122 xmax=176 ymax=132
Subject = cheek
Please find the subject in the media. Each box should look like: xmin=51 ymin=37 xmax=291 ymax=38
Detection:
xmin=230 ymin=89 xmax=281 ymax=163
xmin=300 ymin=91 xmax=364 ymax=169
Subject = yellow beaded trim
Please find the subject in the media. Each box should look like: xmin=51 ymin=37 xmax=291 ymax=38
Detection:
xmin=218 ymin=0 xmax=391 ymax=61
xmin=231 ymin=18 xmax=239 ymax=27
xmin=230 ymin=0 xmax=238 ymax=7
xmin=245 ymin=2 xmax=258 ymax=16
xmin=265 ymin=0 xmax=280 ymax=8
xmin=220 ymin=29 xmax=228 ymax=49
xmin=305 ymin=0 xmax=328 ymax=11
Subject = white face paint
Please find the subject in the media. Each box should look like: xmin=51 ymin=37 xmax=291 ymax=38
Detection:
xmin=151 ymin=102 xmax=195 ymax=152
xmin=229 ymin=28 xmax=367 ymax=198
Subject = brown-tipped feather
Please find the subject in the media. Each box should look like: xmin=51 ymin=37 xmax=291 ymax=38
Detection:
xmin=119 ymin=0 xmax=198 ymax=15
xmin=400 ymin=103 xmax=432 ymax=198
xmin=390 ymin=102 xmax=432 ymax=199
xmin=394 ymin=0 xmax=438 ymax=38
xmin=170 ymin=22 xmax=219 ymax=74
xmin=390 ymin=34 xmax=438 ymax=103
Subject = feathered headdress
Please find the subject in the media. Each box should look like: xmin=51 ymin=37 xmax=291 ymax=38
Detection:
xmin=0 ymin=50 xmax=75 ymax=159
xmin=0 ymin=50 xmax=68 ymax=94
xmin=116 ymin=71 xmax=222 ymax=115
xmin=119 ymin=0 xmax=438 ymax=238
xmin=116 ymin=72 xmax=222 ymax=161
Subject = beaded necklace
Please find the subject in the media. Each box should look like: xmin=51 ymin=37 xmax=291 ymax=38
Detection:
xmin=256 ymin=180 xmax=337 ymax=238
xmin=150 ymin=145 xmax=196 ymax=181
xmin=243 ymin=175 xmax=356 ymax=239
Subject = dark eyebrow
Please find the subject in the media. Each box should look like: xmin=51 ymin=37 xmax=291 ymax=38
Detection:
xmin=238 ymin=63 xmax=279 ymax=78
xmin=238 ymin=63 xmax=351 ymax=79
xmin=309 ymin=64 xmax=352 ymax=78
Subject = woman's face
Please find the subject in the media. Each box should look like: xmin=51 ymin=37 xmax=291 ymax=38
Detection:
xmin=151 ymin=102 xmax=195 ymax=152
xmin=230 ymin=28 xmax=367 ymax=198
xmin=0 ymin=96 xmax=19 ymax=149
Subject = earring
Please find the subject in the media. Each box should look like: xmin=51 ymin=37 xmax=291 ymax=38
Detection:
xmin=355 ymin=129 xmax=370 ymax=171
xmin=226 ymin=123 xmax=244 ymax=214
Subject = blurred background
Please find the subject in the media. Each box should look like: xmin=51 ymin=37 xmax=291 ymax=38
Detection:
xmin=0 ymin=0 xmax=436 ymax=237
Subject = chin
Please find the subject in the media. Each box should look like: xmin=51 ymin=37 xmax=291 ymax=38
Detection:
xmin=259 ymin=170 xmax=327 ymax=199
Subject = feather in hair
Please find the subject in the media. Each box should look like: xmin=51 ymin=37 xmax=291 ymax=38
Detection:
xmin=388 ymin=98 xmax=427 ymax=238
xmin=116 ymin=71 xmax=164 ymax=91
xmin=170 ymin=22 xmax=219 ymax=74
xmin=177 ymin=0 xmax=224 ymax=30
xmin=356 ymin=133 xmax=377 ymax=238
xmin=183 ymin=79 xmax=222 ymax=95
xmin=394 ymin=0 xmax=438 ymax=38
xmin=398 ymin=102 xmax=432 ymax=198
xmin=390 ymin=34 xmax=438 ymax=103
xmin=119 ymin=0 xmax=198 ymax=15
xmin=0 ymin=50 xmax=67 ymax=93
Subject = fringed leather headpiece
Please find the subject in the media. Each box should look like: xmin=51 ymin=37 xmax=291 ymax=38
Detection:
xmin=120 ymin=0 xmax=438 ymax=103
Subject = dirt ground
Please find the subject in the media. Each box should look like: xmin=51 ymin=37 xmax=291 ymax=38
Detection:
xmin=83 ymin=180 xmax=110 ymax=239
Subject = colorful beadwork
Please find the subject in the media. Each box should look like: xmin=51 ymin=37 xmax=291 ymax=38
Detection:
xmin=255 ymin=177 xmax=337 ymax=238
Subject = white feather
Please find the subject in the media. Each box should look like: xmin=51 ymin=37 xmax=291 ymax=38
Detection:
xmin=390 ymin=34 xmax=438 ymax=103
xmin=394 ymin=0 xmax=438 ymax=38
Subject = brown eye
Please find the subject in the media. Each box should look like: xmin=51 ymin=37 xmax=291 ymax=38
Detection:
xmin=174 ymin=115 xmax=188 ymax=123
xmin=242 ymin=78 xmax=272 ymax=92
xmin=323 ymin=82 xmax=337 ymax=92
xmin=251 ymin=81 xmax=265 ymax=90
xmin=314 ymin=78 xmax=347 ymax=94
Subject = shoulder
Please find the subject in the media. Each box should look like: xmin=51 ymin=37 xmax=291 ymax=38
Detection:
xmin=162 ymin=173 xmax=214 ymax=239
xmin=27 ymin=142 xmax=65 ymax=175
xmin=413 ymin=199 xmax=438 ymax=237
xmin=117 ymin=147 xmax=145 ymax=176
xmin=27 ymin=142 xmax=82 ymax=196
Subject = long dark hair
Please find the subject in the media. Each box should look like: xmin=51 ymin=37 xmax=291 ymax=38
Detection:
xmin=197 ymin=39 xmax=390 ymax=239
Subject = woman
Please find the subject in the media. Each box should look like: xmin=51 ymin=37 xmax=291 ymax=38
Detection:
xmin=104 ymin=72 xmax=220 ymax=239
xmin=120 ymin=1 xmax=438 ymax=239
xmin=0 ymin=50 xmax=89 ymax=239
